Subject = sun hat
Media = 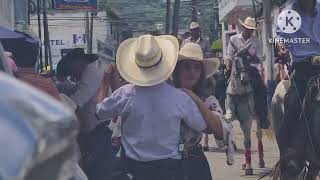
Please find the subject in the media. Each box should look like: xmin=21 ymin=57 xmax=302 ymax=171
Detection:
xmin=116 ymin=34 xmax=179 ymax=87
xmin=60 ymin=48 xmax=98 ymax=64
xmin=190 ymin=22 xmax=200 ymax=30
xmin=178 ymin=43 xmax=220 ymax=78
xmin=239 ymin=17 xmax=257 ymax=30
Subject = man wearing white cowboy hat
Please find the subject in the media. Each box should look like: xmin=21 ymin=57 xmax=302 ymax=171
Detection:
xmin=181 ymin=22 xmax=212 ymax=58
xmin=225 ymin=15 xmax=268 ymax=160
xmin=225 ymin=17 xmax=263 ymax=69
xmin=96 ymin=35 xmax=221 ymax=180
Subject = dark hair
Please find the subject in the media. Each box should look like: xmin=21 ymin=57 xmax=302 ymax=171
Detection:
xmin=172 ymin=60 xmax=208 ymax=98
xmin=56 ymin=58 xmax=71 ymax=79
xmin=1 ymin=34 xmax=39 ymax=68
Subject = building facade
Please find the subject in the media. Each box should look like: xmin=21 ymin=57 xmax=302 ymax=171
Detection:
xmin=30 ymin=10 xmax=129 ymax=67
xmin=219 ymin=0 xmax=263 ymax=58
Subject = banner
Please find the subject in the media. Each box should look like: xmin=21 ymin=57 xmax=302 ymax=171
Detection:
xmin=54 ymin=0 xmax=97 ymax=10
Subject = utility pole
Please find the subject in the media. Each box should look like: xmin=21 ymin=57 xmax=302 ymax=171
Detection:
xmin=172 ymin=0 xmax=180 ymax=37
xmin=85 ymin=11 xmax=94 ymax=54
xmin=36 ymin=0 xmax=43 ymax=72
xmin=89 ymin=11 xmax=94 ymax=54
xmin=43 ymin=0 xmax=52 ymax=71
xmin=191 ymin=0 xmax=197 ymax=22
xmin=251 ymin=0 xmax=257 ymax=25
xmin=85 ymin=11 xmax=90 ymax=53
xmin=14 ymin=0 xmax=28 ymax=32
xmin=262 ymin=0 xmax=275 ymax=106
xmin=166 ymin=0 xmax=171 ymax=34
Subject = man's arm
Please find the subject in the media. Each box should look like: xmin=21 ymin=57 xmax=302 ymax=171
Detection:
xmin=225 ymin=39 xmax=236 ymax=72
xmin=96 ymin=64 xmax=121 ymax=103
xmin=96 ymin=87 xmax=130 ymax=120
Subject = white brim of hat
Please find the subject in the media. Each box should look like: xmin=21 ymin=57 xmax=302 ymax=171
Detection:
xmin=116 ymin=35 xmax=179 ymax=87
xmin=239 ymin=20 xmax=256 ymax=30
xmin=178 ymin=55 xmax=220 ymax=78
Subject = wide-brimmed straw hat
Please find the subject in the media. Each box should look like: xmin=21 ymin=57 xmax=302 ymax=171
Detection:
xmin=116 ymin=34 xmax=179 ymax=86
xmin=60 ymin=48 xmax=98 ymax=63
xmin=239 ymin=17 xmax=257 ymax=30
xmin=178 ymin=43 xmax=220 ymax=78
xmin=190 ymin=22 xmax=200 ymax=30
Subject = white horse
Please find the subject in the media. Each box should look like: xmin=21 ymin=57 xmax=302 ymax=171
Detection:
xmin=225 ymin=42 xmax=266 ymax=175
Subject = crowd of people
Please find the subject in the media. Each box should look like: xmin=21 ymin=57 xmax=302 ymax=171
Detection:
xmin=1 ymin=0 xmax=319 ymax=179
xmin=0 ymin=22 xmax=234 ymax=180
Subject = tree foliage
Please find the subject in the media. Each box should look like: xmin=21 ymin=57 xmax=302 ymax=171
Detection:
xmin=101 ymin=0 xmax=219 ymax=41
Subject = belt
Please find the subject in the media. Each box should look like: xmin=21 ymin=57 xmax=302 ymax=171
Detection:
xmin=182 ymin=144 xmax=203 ymax=159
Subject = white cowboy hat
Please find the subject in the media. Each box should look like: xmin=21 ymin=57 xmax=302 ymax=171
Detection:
xmin=116 ymin=34 xmax=179 ymax=86
xmin=178 ymin=43 xmax=220 ymax=78
xmin=190 ymin=22 xmax=200 ymax=30
xmin=239 ymin=17 xmax=257 ymax=30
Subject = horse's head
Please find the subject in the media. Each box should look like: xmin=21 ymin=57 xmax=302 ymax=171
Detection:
xmin=231 ymin=42 xmax=252 ymax=84
xmin=233 ymin=57 xmax=250 ymax=84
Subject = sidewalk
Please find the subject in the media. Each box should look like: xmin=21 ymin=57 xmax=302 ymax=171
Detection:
xmin=203 ymin=121 xmax=279 ymax=180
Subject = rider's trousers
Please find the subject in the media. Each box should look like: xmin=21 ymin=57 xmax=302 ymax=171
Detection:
xmin=280 ymin=62 xmax=320 ymax=166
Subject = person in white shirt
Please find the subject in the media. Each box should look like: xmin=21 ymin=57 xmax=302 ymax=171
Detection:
xmin=181 ymin=22 xmax=212 ymax=58
xmin=56 ymin=48 xmax=114 ymax=180
xmin=225 ymin=17 xmax=269 ymax=130
xmin=96 ymin=35 xmax=222 ymax=180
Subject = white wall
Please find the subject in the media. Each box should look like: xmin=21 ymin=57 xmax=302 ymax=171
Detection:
xmin=30 ymin=11 xmax=111 ymax=65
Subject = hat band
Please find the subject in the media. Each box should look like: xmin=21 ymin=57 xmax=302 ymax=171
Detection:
xmin=136 ymin=50 xmax=163 ymax=69
xmin=244 ymin=24 xmax=255 ymax=28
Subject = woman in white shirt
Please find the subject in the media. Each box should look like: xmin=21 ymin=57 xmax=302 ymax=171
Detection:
xmin=172 ymin=43 xmax=234 ymax=180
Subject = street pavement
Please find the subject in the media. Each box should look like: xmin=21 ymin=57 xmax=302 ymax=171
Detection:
xmin=203 ymin=121 xmax=280 ymax=180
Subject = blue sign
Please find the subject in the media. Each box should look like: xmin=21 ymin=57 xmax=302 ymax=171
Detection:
xmin=54 ymin=0 xmax=97 ymax=10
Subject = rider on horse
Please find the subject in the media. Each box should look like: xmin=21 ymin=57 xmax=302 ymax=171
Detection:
xmin=276 ymin=0 xmax=320 ymax=176
xmin=225 ymin=17 xmax=269 ymax=129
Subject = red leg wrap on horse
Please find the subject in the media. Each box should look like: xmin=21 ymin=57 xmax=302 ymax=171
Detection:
xmin=245 ymin=149 xmax=251 ymax=164
xmin=258 ymin=140 xmax=264 ymax=157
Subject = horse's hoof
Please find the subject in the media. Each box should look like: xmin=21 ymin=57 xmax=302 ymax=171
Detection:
xmin=259 ymin=160 xmax=265 ymax=168
xmin=245 ymin=168 xmax=253 ymax=175
xmin=241 ymin=164 xmax=246 ymax=170
xmin=203 ymin=146 xmax=209 ymax=152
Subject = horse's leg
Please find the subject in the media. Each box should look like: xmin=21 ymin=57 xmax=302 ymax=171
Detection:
xmin=306 ymin=164 xmax=320 ymax=180
xmin=256 ymin=122 xmax=265 ymax=168
xmin=240 ymin=118 xmax=253 ymax=175
xmin=203 ymin=133 xmax=209 ymax=151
